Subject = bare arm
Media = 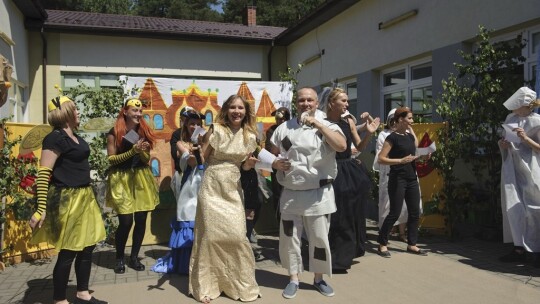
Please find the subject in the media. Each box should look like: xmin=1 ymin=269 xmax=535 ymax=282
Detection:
xmin=516 ymin=127 xmax=540 ymax=152
xmin=177 ymin=141 xmax=197 ymax=168
xmin=305 ymin=116 xmax=346 ymax=152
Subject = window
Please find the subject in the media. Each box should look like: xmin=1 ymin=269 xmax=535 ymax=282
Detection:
xmin=154 ymin=114 xmax=164 ymax=130
xmin=62 ymin=74 xmax=121 ymax=89
xmin=345 ymin=82 xmax=358 ymax=115
xmin=381 ymin=60 xmax=432 ymax=121
xmin=151 ymin=158 xmax=160 ymax=177
xmin=204 ymin=110 xmax=213 ymax=126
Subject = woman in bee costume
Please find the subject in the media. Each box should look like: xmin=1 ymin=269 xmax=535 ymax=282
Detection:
xmin=29 ymin=94 xmax=107 ymax=304
xmin=106 ymin=98 xmax=159 ymax=274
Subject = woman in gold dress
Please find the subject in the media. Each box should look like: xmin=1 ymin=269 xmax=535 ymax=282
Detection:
xmin=189 ymin=95 xmax=260 ymax=303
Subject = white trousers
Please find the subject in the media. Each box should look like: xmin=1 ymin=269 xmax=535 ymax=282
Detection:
xmin=279 ymin=213 xmax=332 ymax=276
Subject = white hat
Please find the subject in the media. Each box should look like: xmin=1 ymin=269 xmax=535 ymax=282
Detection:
xmin=503 ymin=87 xmax=536 ymax=110
xmin=341 ymin=110 xmax=357 ymax=124
xmin=387 ymin=108 xmax=397 ymax=122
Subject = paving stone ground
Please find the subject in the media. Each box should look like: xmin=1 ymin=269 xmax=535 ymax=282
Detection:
xmin=1 ymin=220 xmax=539 ymax=303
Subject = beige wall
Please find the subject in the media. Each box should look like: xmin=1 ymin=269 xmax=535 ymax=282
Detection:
xmin=0 ymin=0 xmax=31 ymax=121
xmin=25 ymin=32 xmax=275 ymax=124
xmin=287 ymin=0 xmax=540 ymax=87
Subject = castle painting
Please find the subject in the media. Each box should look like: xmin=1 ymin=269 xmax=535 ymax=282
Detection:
xmin=121 ymin=76 xmax=293 ymax=206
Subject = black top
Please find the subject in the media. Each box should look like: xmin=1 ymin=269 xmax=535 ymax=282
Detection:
xmin=331 ymin=119 xmax=352 ymax=160
xmin=386 ymin=132 xmax=417 ymax=179
xmin=108 ymin=127 xmax=147 ymax=170
xmin=170 ymin=128 xmax=182 ymax=173
xmin=42 ymin=129 xmax=91 ymax=187
xmin=265 ymin=124 xmax=277 ymax=151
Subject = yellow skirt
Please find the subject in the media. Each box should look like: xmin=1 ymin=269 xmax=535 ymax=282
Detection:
xmin=31 ymin=185 xmax=106 ymax=251
xmin=106 ymin=166 xmax=159 ymax=214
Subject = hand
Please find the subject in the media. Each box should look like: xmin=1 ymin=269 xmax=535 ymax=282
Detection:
xmin=399 ymin=154 xmax=418 ymax=164
xmin=242 ymin=155 xmax=259 ymax=171
xmin=359 ymin=112 xmax=371 ymax=122
xmin=499 ymin=138 xmax=511 ymax=149
xmin=139 ymin=140 xmax=150 ymax=152
xmin=272 ymin=158 xmax=291 ymax=171
xmin=366 ymin=117 xmax=381 ymax=133
xmin=514 ymin=128 xmax=528 ymax=141
xmin=29 ymin=212 xmax=46 ymax=230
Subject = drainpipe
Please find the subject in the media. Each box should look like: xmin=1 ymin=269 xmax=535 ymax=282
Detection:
xmin=40 ymin=27 xmax=47 ymax=123
xmin=267 ymin=39 xmax=274 ymax=81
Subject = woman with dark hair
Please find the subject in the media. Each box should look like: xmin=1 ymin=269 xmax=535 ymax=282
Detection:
xmin=152 ymin=109 xmax=206 ymax=274
xmin=374 ymin=109 xmax=408 ymax=242
xmin=30 ymin=95 xmax=107 ymax=304
xmin=189 ymin=95 xmax=260 ymax=303
xmin=324 ymin=88 xmax=380 ymax=272
xmin=106 ymin=98 xmax=159 ymax=274
xmin=377 ymin=106 xmax=428 ymax=257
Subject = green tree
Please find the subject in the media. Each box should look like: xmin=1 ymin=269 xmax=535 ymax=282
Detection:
xmin=134 ymin=0 xmax=222 ymax=21
xmin=223 ymin=0 xmax=325 ymax=27
xmin=43 ymin=0 xmax=134 ymax=15
xmin=429 ymin=26 xmax=526 ymax=237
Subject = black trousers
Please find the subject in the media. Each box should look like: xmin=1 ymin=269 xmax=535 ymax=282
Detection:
xmin=378 ymin=175 xmax=421 ymax=246
xmin=53 ymin=245 xmax=95 ymax=301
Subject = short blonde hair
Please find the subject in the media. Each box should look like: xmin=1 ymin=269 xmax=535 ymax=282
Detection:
xmin=48 ymin=100 xmax=77 ymax=129
xmin=326 ymin=88 xmax=345 ymax=112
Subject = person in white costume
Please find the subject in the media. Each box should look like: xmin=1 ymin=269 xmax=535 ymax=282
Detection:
xmin=270 ymin=87 xmax=346 ymax=299
xmin=373 ymin=109 xmax=408 ymax=241
xmin=498 ymin=87 xmax=540 ymax=268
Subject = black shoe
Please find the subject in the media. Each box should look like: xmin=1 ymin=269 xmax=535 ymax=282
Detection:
xmin=114 ymin=259 xmax=125 ymax=274
xmin=74 ymin=296 xmax=108 ymax=304
xmin=406 ymin=247 xmax=428 ymax=256
xmin=128 ymin=258 xmax=145 ymax=271
xmin=499 ymin=250 xmax=526 ymax=263
xmin=377 ymin=248 xmax=391 ymax=258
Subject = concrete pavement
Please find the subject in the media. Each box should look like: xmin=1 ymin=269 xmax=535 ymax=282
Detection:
xmin=1 ymin=221 xmax=539 ymax=304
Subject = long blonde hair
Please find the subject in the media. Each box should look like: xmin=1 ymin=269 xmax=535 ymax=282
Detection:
xmin=216 ymin=94 xmax=257 ymax=142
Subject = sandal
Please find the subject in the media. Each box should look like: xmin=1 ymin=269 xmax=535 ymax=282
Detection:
xmin=201 ymin=296 xmax=211 ymax=304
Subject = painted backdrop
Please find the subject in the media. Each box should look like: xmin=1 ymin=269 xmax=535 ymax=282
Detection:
xmin=121 ymin=76 xmax=293 ymax=207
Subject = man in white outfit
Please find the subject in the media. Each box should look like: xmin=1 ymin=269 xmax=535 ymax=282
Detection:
xmin=270 ymin=87 xmax=346 ymax=299
xmin=498 ymin=87 xmax=540 ymax=267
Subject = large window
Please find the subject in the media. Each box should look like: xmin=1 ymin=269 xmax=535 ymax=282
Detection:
xmin=62 ymin=74 xmax=120 ymax=89
xmin=381 ymin=60 xmax=432 ymax=121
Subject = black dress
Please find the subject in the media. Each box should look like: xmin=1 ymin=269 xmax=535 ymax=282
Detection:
xmin=328 ymin=119 xmax=371 ymax=271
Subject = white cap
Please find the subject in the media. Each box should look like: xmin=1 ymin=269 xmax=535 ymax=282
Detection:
xmin=503 ymin=87 xmax=536 ymax=110
xmin=387 ymin=108 xmax=397 ymax=122
xmin=341 ymin=110 xmax=357 ymax=124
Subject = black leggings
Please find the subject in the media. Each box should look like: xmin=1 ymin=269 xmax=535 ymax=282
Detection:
xmin=115 ymin=211 xmax=148 ymax=260
xmin=378 ymin=175 xmax=421 ymax=246
xmin=53 ymin=245 xmax=95 ymax=301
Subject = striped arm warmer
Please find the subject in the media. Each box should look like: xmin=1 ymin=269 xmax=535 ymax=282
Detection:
xmin=107 ymin=147 xmax=137 ymax=166
xmin=33 ymin=166 xmax=52 ymax=221
xmin=139 ymin=150 xmax=150 ymax=164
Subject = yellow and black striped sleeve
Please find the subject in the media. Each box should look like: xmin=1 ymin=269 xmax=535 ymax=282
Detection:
xmin=139 ymin=150 xmax=150 ymax=164
xmin=107 ymin=147 xmax=137 ymax=166
xmin=32 ymin=166 xmax=52 ymax=221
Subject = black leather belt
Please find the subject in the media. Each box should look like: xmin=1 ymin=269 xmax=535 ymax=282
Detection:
xmin=319 ymin=179 xmax=334 ymax=187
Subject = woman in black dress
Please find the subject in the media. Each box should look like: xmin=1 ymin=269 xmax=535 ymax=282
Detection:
xmin=325 ymin=88 xmax=379 ymax=272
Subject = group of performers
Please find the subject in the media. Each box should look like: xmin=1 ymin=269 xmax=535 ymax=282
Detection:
xmin=27 ymin=84 xmax=540 ymax=304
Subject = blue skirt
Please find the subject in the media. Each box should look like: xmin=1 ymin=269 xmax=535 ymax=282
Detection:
xmin=152 ymin=219 xmax=194 ymax=274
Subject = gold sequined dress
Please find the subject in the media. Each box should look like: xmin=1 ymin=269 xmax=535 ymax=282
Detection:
xmin=189 ymin=124 xmax=260 ymax=302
